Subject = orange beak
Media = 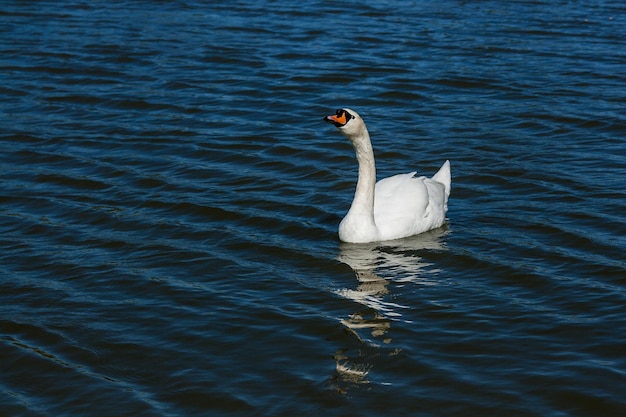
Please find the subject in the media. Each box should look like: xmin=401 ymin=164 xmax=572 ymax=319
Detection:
xmin=324 ymin=112 xmax=347 ymax=127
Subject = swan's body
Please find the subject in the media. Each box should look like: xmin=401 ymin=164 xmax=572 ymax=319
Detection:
xmin=324 ymin=108 xmax=451 ymax=243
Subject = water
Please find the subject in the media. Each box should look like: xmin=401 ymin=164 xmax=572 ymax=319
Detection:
xmin=1 ymin=1 xmax=625 ymax=416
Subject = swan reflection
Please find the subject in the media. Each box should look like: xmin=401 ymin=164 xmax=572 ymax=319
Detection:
xmin=332 ymin=227 xmax=448 ymax=385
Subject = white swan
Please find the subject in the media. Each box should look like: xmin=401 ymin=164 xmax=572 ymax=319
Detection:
xmin=324 ymin=108 xmax=451 ymax=243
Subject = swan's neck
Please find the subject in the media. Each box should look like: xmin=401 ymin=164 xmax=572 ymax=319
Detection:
xmin=345 ymin=128 xmax=377 ymax=231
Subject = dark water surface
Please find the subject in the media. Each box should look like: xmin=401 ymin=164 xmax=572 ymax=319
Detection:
xmin=2 ymin=1 xmax=626 ymax=416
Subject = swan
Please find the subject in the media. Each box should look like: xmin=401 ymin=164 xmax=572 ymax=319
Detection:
xmin=324 ymin=108 xmax=451 ymax=243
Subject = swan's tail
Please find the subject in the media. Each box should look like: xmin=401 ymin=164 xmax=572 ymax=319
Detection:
xmin=432 ymin=160 xmax=451 ymax=199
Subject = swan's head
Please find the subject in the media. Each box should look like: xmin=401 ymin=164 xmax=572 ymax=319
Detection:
xmin=323 ymin=108 xmax=366 ymax=138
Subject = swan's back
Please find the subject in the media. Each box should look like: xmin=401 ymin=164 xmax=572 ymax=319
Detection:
xmin=373 ymin=160 xmax=450 ymax=241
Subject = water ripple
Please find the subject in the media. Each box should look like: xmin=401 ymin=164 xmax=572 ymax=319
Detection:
xmin=2 ymin=1 xmax=626 ymax=416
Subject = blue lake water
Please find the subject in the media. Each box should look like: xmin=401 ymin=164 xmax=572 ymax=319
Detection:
xmin=1 ymin=1 xmax=626 ymax=416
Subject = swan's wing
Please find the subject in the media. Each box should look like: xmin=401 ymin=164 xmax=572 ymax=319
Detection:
xmin=374 ymin=172 xmax=426 ymax=213
xmin=374 ymin=173 xmax=429 ymax=236
xmin=374 ymin=169 xmax=449 ymax=240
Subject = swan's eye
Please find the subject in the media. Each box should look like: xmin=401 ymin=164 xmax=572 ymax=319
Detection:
xmin=336 ymin=109 xmax=354 ymax=121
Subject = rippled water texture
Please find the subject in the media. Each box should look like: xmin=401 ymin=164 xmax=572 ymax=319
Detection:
xmin=2 ymin=1 xmax=626 ymax=416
